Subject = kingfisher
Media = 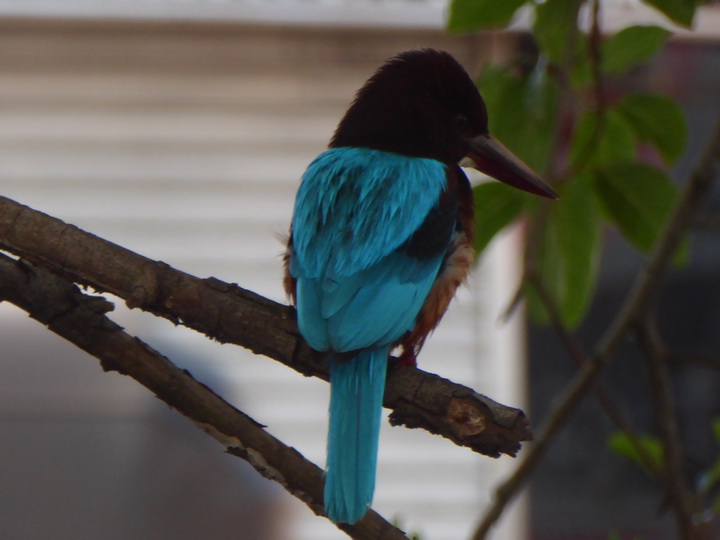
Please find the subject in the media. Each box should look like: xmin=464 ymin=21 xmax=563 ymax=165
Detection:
xmin=283 ymin=49 xmax=556 ymax=525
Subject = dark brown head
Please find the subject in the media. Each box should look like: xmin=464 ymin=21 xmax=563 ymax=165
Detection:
xmin=331 ymin=49 xmax=557 ymax=198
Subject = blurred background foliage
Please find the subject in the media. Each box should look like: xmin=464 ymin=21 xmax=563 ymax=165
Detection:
xmin=448 ymin=0 xmax=720 ymax=538
xmin=450 ymin=0 xmax=694 ymax=328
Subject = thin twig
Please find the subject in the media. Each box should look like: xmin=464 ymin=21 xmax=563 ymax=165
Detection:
xmin=692 ymin=214 xmax=720 ymax=230
xmin=666 ymin=351 xmax=720 ymax=371
xmin=565 ymin=0 xmax=607 ymax=180
xmin=473 ymin=119 xmax=720 ymax=539
xmin=636 ymin=321 xmax=703 ymax=540
xmin=589 ymin=0 xmax=606 ymax=113
xmin=530 ymin=277 xmax=663 ymax=475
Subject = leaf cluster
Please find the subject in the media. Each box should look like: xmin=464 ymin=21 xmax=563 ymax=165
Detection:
xmin=448 ymin=0 xmax=702 ymax=327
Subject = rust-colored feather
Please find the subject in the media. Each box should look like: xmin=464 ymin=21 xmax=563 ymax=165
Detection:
xmin=398 ymin=165 xmax=475 ymax=365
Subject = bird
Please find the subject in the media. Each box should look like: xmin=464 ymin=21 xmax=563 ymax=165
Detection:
xmin=283 ymin=49 xmax=557 ymax=525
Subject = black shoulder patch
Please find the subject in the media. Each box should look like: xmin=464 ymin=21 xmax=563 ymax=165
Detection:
xmin=400 ymin=188 xmax=458 ymax=260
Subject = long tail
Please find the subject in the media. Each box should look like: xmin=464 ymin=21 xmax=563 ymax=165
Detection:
xmin=324 ymin=345 xmax=389 ymax=524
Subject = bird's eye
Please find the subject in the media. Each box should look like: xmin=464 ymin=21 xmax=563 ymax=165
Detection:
xmin=457 ymin=114 xmax=469 ymax=131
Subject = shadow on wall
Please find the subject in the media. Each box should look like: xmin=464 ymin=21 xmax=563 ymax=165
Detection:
xmin=0 ymin=305 xmax=285 ymax=540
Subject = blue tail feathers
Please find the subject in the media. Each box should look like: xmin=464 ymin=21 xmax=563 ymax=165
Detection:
xmin=324 ymin=346 xmax=389 ymax=524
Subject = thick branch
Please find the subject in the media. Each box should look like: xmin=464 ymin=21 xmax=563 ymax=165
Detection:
xmin=0 ymin=195 xmax=531 ymax=458
xmin=0 ymin=253 xmax=408 ymax=540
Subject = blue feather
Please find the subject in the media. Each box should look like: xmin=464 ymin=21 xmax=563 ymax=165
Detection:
xmin=292 ymin=147 xmax=447 ymax=279
xmin=325 ymin=346 xmax=388 ymax=524
xmin=289 ymin=147 xmax=453 ymax=523
xmin=297 ymin=251 xmax=443 ymax=352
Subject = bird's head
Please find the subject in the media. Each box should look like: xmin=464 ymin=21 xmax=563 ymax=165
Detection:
xmin=331 ymin=49 xmax=557 ymax=199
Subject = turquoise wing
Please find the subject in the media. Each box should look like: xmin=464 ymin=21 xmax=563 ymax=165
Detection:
xmin=290 ymin=147 xmax=451 ymax=352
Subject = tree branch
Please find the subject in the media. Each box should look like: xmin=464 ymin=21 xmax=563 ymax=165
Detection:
xmin=0 ymin=194 xmax=531 ymax=459
xmin=473 ymin=118 xmax=720 ymax=539
xmin=636 ymin=321 xmax=702 ymax=540
xmin=0 ymin=253 xmax=409 ymax=539
xmin=529 ymin=276 xmax=663 ymax=477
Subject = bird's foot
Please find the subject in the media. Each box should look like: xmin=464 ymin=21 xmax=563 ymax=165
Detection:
xmin=397 ymin=350 xmax=417 ymax=367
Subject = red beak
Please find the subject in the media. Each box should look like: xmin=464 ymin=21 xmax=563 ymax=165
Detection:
xmin=464 ymin=134 xmax=558 ymax=199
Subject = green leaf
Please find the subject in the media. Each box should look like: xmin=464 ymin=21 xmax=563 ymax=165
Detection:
xmin=608 ymin=431 xmax=664 ymax=476
xmin=552 ymin=178 xmax=601 ymax=326
xmin=570 ymin=109 xmax=637 ymax=171
xmin=477 ymin=66 xmax=558 ymax=174
xmin=616 ymin=92 xmax=687 ymax=165
xmin=569 ymin=39 xmax=593 ymax=88
xmin=642 ymin=0 xmax=697 ymax=27
xmin=530 ymin=176 xmax=601 ymax=327
xmin=447 ymin=0 xmax=526 ymax=33
xmin=472 ymin=182 xmax=526 ymax=255
xmin=673 ymin=234 xmax=690 ymax=268
xmin=594 ymin=163 xmax=679 ymax=253
xmin=526 ymin=224 xmax=559 ymax=326
xmin=533 ymin=0 xmax=583 ymax=63
xmin=601 ymin=25 xmax=671 ymax=75
xmin=713 ymin=417 xmax=720 ymax=444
